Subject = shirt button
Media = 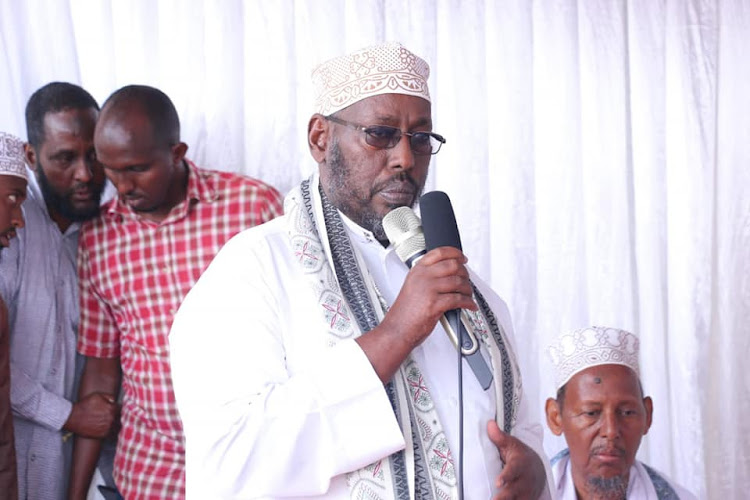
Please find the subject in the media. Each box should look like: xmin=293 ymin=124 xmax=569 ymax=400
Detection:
xmin=30 ymin=454 xmax=36 ymax=462
xmin=49 ymin=368 xmax=57 ymax=375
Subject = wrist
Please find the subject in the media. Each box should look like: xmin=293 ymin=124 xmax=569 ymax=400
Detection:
xmin=62 ymin=402 xmax=78 ymax=433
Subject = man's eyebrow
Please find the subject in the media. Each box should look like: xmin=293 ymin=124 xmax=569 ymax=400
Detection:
xmin=48 ymin=148 xmax=76 ymax=159
xmin=103 ymin=163 xmax=149 ymax=171
xmin=370 ymin=115 xmax=433 ymax=128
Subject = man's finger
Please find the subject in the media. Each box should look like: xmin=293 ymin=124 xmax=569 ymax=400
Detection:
xmin=487 ymin=420 xmax=513 ymax=458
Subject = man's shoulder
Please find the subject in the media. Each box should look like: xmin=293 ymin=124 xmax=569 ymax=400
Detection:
xmin=195 ymin=166 xmax=282 ymax=201
xmin=17 ymin=190 xmax=52 ymax=235
xmin=222 ymin=214 xmax=289 ymax=250
xmin=78 ymin=201 xmax=120 ymax=246
xmin=637 ymin=460 xmax=697 ymax=500
xmin=200 ymin=214 xmax=293 ymax=282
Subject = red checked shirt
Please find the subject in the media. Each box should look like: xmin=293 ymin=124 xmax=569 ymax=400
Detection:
xmin=77 ymin=161 xmax=282 ymax=499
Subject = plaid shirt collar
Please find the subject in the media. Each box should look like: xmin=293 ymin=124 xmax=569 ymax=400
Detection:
xmin=106 ymin=159 xmax=217 ymax=225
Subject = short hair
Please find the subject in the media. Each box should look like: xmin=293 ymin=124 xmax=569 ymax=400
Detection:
xmin=25 ymin=82 xmax=99 ymax=148
xmin=100 ymin=85 xmax=180 ymax=147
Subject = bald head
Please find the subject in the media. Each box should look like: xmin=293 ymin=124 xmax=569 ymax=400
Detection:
xmin=99 ymin=85 xmax=180 ymax=148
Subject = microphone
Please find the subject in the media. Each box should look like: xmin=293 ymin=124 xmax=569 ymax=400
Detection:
xmin=420 ymin=191 xmax=465 ymax=352
xmin=384 ymin=196 xmax=493 ymax=500
xmin=382 ymin=206 xmax=426 ymax=267
xmin=382 ymin=201 xmax=493 ymax=390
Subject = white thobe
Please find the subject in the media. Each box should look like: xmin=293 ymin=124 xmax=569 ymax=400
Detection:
xmin=169 ymin=213 xmax=552 ymax=499
xmin=552 ymin=451 xmax=697 ymax=500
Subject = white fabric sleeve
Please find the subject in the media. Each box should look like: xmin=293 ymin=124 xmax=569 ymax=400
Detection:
xmin=169 ymin=232 xmax=405 ymax=499
xmin=471 ymin=272 xmax=554 ymax=499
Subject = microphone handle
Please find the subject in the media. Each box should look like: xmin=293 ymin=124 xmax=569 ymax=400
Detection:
xmin=439 ymin=311 xmax=478 ymax=355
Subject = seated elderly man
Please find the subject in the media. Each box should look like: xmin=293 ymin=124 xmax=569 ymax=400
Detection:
xmin=544 ymin=326 xmax=696 ymax=500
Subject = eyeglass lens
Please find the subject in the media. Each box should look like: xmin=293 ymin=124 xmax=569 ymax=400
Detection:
xmin=363 ymin=126 xmax=438 ymax=154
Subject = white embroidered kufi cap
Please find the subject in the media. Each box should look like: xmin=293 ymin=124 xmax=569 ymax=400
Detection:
xmin=0 ymin=132 xmax=27 ymax=181
xmin=547 ymin=326 xmax=640 ymax=390
xmin=311 ymin=41 xmax=431 ymax=115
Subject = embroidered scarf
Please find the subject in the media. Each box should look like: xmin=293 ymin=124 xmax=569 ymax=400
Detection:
xmin=285 ymin=174 xmax=522 ymax=499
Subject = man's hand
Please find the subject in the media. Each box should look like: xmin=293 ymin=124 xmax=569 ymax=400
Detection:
xmin=488 ymin=420 xmax=546 ymax=500
xmin=381 ymin=246 xmax=478 ymax=348
xmin=63 ymin=392 xmax=118 ymax=439
xmin=357 ymin=247 xmax=478 ymax=383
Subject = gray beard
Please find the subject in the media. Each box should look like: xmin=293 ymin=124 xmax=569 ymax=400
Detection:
xmin=325 ymin=138 xmax=424 ymax=244
xmin=327 ymin=139 xmax=386 ymax=243
xmin=587 ymin=474 xmax=629 ymax=499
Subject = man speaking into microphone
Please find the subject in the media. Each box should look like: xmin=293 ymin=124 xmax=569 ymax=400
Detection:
xmin=169 ymin=41 xmax=552 ymax=499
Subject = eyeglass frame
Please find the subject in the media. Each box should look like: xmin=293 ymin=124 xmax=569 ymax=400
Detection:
xmin=324 ymin=115 xmax=446 ymax=155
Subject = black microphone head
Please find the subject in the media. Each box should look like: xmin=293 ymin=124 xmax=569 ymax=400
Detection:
xmin=420 ymin=191 xmax=462 ymax=251
xmin=383 ymin=206 xmax=426 ymax=265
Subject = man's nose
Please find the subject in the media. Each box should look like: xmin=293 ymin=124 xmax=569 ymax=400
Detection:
xmin=600 ymin=410 xmax=621 ymax=439
xmin=116 ymin=180 xmax=134 ymax=196
xmin=74 ymin=156 xmax=94 ymax=183
xmin=11 ymin=205 xmax=25 ymax=229
xmin=389 ymin=133 xmax=416 ymax=171
xmin=109 ymin=173 xmax=134 ymax=196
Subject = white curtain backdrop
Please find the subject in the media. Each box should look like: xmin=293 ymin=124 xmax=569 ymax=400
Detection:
xmin=1 ymin=1 xmax=748 ymax=498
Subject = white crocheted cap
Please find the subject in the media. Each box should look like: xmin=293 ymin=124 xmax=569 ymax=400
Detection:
xmin=311 ymin=41 xmax=430 ymax=115
xmin=0 ymin=132 xmax=27 ymax=181
xmin=547 ymin=326 xmax=640 ymax=390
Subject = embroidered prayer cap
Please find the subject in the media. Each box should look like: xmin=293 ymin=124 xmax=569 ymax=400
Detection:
xmin=0 ymin=132 xmax=27 ymax=181
xmin=547 ymin=326 xmax=640 ymax=390
xmin=311 ymin=41 xmax=431 ymax=115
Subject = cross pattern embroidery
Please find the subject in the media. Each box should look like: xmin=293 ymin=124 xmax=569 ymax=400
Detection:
xmin=408 ymin=374 xmax=429 ymax=403
xmin=319 ymin=290 xmax=352 ymax=338
xmin=405 ymin=362 xmax=433 ymax=411
xmin=322 ymin=299 xmax=349 ymax=328
xmin=433 ymin=447 xmax=453 ymax=477
xmin=428 ymin=434 xmax=457 ymax=484
xmin=292 ymin=237 xmax=323 ymax=271
xmin=295 ymin=240 xmax=319 ymax=262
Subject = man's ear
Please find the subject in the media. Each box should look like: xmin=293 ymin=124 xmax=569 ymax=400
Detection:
xmin=308 ymin=114 xmax=329 ymax=163
xmin=24 ymin=143 xmax=38 ymax=171
xmin=545 ymin=397 xmax=564 ymax=436
xmin=643 ymin=396 xmax=653 ymax=435
xmin=172 ymin=142 xmax=188 ymax=164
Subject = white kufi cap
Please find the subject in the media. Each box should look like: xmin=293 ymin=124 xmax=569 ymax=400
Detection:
xmin=547 ymin=326 xmax=640 ymax=390
xmin=0 ymin=132 xmax=27 ymax=181
xmin=311 ymin=41 xmax=430 ymax=115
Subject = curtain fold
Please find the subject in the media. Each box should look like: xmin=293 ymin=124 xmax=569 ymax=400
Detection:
xmin=1 ymin=1 xmax=747 ymax=497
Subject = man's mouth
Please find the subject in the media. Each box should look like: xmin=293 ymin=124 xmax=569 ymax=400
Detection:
xmin=378 ymin=188 xmax=415 ymax=205
xmin=71 ymin=188 xmax=95 ymax=202
xmin=124 ymin=195 xmax=144 ymax=207
xmin=591 ymin=446 xmax=626 ymax=465
xmin=0 ymin=230 xmax=16 ymax=247
xmin=377 ymin=178 xmax=417 ymax=206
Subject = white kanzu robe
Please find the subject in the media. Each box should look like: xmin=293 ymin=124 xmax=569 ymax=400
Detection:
xmin=169 ymin=209 xmax=552 ymax=499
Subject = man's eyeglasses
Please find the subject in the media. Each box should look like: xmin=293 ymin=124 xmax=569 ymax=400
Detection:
xmin=325 ymin=115 xmax=446 ymax=155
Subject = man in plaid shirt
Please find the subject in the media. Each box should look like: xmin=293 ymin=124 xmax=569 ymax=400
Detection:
xmin=68 ymin=85 xmax=283 ymax=499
